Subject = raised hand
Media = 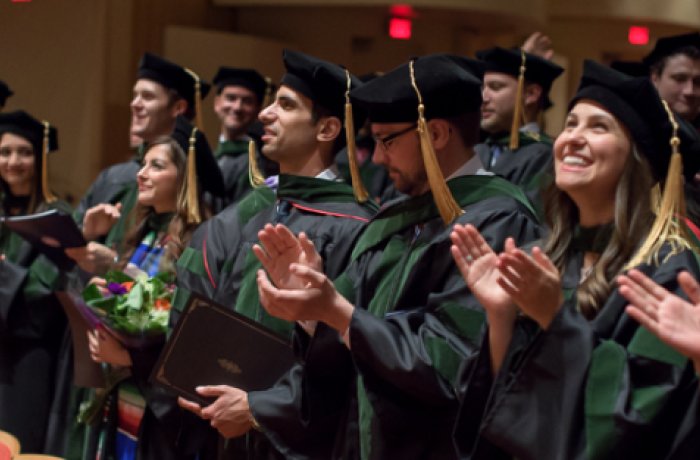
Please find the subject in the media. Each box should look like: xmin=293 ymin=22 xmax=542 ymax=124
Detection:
xmin=619 ymin=269 xmax=700 ymax=371
xmin=253 ymin=224 xmax=323 ymax=290
xmin=522 ymin=31 xmax=554 ymax=60
xmin=497 ymin=244 xmax=563 ymax=330
xmin=82 ymin=203 xmax=122 ymax=241
xmin=450 ymin=224 xmax=517 ymax=321
xmin=257 ymin=264 xmax=353 ymax=334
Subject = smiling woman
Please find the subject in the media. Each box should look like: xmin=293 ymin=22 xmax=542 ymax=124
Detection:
xmin=72 ymin=116 xmax=224 ymax=460
xmin=0 ymin=111 xmax=72 ymax=452
xmin=452 ymin=60 xmax=700 ymax=459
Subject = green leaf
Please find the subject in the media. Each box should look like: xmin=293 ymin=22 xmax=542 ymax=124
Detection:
xmin=82 ymin=284 xmax=102 ymax=303
xmin=105 ymin=270 xmax=134 ymax=284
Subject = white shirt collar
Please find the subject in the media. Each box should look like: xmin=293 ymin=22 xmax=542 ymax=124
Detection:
xmin=520 ymin=122 xmax=541 ymax=134
xmin=315 ymin=165 xmax=340 ymax=181
xmin=447 ymin=154 xmax=491 ymax=180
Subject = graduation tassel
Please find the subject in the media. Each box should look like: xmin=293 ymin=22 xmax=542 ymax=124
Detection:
xmin=626 ymin=99 xmax=696 ymax=268
xmin=262 ymin=77 xmax=274 ymax=108
xmin=344 ymin=69 xmax=369 ymax=203
xmin=248 ymin=139 xmax=266 ymax=188
xmin=409 ymin=59 xmax=463 ymax=225
xmin=184 ymin=68 xmax=204 ymax=131
xmin=41 ymin=121 xmax=57 ymax=203
xmin=509 ymin=49 xmax=527 ymax=151
xmin=184 ymin=127 xmax=201 ymax=224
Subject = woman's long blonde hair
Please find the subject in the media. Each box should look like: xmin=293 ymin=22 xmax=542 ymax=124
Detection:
xmin=543 ymin=144 xmax=655 ymax=318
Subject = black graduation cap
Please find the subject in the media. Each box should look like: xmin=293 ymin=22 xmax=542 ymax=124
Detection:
xmin=477 ymin=47 xmax=563 ymax=104
xmin=610 ymin=60 xmax=650 ymax=77
xmin=171 ymin=116 xmax=224 ymax=198
xmin=0 ymin=110 xmax=59 ymax=202
xmin=350 ymin=54 xmax=483 ymax=123
xmin=0 ymin=80 xmax=13 ymax=108
xmin=0 ymin=110 xmax=58 ymax=154
xmin=280 ymin=49 xmax=359 ymax=120
xmin=570 ymin=60 xmax=700 ymax=182
xmin=643 ymin=32 xmax=700 ymax=68
xmin=137 ymin=53 xmax=211 ymax=112
xmin=212 ymin=67 xmax=268 ymax=103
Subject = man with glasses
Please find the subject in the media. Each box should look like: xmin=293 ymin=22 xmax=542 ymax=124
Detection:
xmin=252 ymin=54 xmax=541 ymax=459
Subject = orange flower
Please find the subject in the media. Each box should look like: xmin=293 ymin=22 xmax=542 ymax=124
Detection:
xmin=154 ymin=298 xmax=171 ymax=311
xmin=121 ymin=281 xmax=134 ymax=292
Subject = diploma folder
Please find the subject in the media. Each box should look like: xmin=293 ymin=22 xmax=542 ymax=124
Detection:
xmin=151 ymin=293 xmax=296 ymax=404
xmin=1 ymin=209 xmax=85 ymax=269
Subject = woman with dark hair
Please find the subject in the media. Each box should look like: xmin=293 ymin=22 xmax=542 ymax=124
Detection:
xmin=450 ymin=60 xmax=700 ymax=459
xmin=0 ymin=110 xmax=70 ymax=452
xmin=67 ymin=117 xmax=223 ymax=460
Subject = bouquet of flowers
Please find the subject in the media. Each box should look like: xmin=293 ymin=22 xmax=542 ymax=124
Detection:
xmin=81 ymin=270 xmax=175 ymax=347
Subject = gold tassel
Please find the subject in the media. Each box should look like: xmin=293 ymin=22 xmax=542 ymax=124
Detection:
xmin=184 ymin=68 xmax=204 ymax=131
xmin=41 ymin=121 xmax=57 ymax=203
xmin=248 ymin=140 xmax=266 ymax=188
xmin=262 ymin=77 xmax=273 ymax=108
xmin=344 ymin=69 xmax=369 ymax=203
xmin=184 ymin=127 xmax=201 ymax=224
xmin=626 ymin=99 xmax=697 ymax=268
xmin=509 ymin=49 xmax=527 ymax=150
xmin=409 ymin=60 xmax=463 ymax=225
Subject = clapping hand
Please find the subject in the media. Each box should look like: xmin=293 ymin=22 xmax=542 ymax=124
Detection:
xmin=619 ymin=269 xmax=700 ymax=372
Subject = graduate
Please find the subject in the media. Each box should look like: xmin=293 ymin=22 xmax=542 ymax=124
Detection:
xmin=174 ymin=49 xmax=377 ymax=459
xmin=254 ymin=54 xmax=541 ymax=459
xmin=451 ymin=60 xmax=700 ymax=460
xmin=72 ymin=117 xmax=223 ymax=460
xmin=72 ymin=53 xmax=212 ymax=272
xmin=644 ymin=32 xmax=700 ymax=124
xmin=211 ymin=66 xmax=277 ymax=206
xmin=476 ymin=46 xmax=563 ymax=214
xmin=0 ymin=110 xmax=70 ymax=452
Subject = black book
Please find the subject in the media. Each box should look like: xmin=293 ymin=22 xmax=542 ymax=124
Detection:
xmin=151 ymin=293 xmax=296 ymax=404
xmin=2 ymin=209 xmax=85 ymax=269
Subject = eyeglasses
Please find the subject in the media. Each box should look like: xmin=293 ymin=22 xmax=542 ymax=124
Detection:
xmin=372 ymin=124 xmax=418 ymax=151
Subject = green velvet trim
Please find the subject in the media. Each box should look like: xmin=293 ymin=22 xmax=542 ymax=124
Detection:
xmin=235 ymin=248 xmax=294 ymax=338
xmin=585 ymin=340 xmax=625 ymax=459
xmin=176 ymin=247 xmax=207 ymax=278
xmin=434 ymin=302 xmax=485 ymax=344
xmin=215 ymin=139 xmax=249 ymax=159
xmin=352 ymin=175 xmax=534 ymax=259
xmin=424 ymin=336 xmax=464 ymax=388
xmin=628 ymin=327 xmax=688 ymax=369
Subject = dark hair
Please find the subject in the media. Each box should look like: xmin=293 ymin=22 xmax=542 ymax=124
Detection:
xmin=166 ymin=88 xmax=194 ymax=121
xmin=444 ymin=111 xmax=481 ymax=147
xmin=310 ymin=103 xmax=347 ymax=156
xmin=650 ymin=46 xmax=700 ymax=76
xmin=543 ymin=144 xmax=655 ymax=318
xmin=118 ymin=136 xmax=211 ymax=274
xmin=0 ymin=132 xmax=42 ymax=214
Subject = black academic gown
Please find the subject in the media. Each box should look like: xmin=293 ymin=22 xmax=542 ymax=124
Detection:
xmin=73 ymin=159 xmax=141 ymax=230
xmin=454 ymin=243 xmax=700 ymax=460
xmin=172 ymin=174 xmax=377 ymax=459
xmin=0 ymin=198 xmax=71 ymax=452
xmin=476 ymin=131 xmax=553 ymax=217
xmin=252 ymin=174 xmax=542 ymax=460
